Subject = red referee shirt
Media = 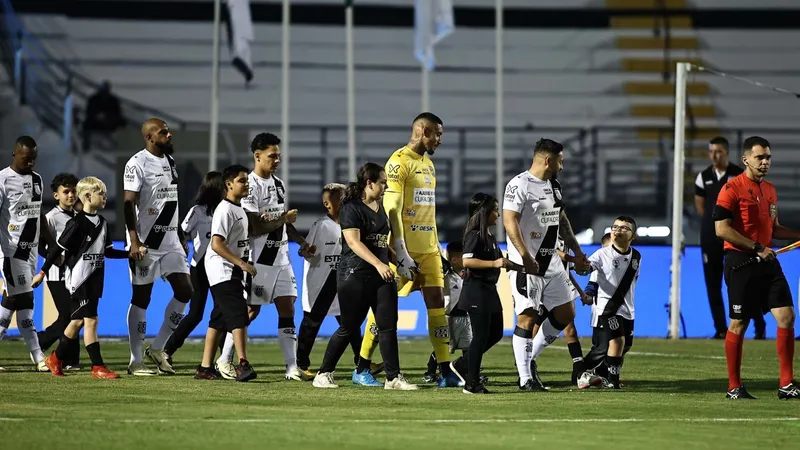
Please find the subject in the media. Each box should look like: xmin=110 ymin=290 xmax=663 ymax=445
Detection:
xmin=715 ymin=172 xmax=777 ymax=252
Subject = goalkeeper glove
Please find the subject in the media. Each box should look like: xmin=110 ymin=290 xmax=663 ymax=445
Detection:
xmin=393 ymin=239 xmax=418 ymax=280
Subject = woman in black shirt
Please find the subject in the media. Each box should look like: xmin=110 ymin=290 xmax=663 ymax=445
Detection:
xmin=460 ymin=193 xmax=521 ymax=394
xmin=313 ymin=163 xmax=417 ymax=390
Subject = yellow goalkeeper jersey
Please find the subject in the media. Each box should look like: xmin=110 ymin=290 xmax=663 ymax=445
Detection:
xmin=384 ymin=146 xmax=438 ymax=254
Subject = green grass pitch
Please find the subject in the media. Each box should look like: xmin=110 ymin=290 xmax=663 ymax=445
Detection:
xmin=1 ymin=338 xmax=798 ymax=449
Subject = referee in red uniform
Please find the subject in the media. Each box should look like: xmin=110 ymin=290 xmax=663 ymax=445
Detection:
xmin=714 ymin=136 xmax=799 ymax=400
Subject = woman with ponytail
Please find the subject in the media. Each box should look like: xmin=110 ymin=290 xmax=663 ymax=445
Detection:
xmin=459 ymin=192 xmax=522 ymax=394
xmin=313 ymin=163 xmax=417 ymax=390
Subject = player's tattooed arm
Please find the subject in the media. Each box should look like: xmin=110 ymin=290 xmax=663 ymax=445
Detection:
xmin=559 ymin=210 xmax=583 ymax=256
xmin=246 ymin=212 xmax=283 ymax=236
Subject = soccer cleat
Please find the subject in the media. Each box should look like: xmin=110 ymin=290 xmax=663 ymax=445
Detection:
xmin=285 ymin=366 xmax=312 ymax=381
xmin=127 ymin=362 xmax=157 ymax=376
xmin=385 ymin=374 xmax=419 ymax=391
xmin=370 ymin=361 xmax=385 ymax=376
xmin=352 ymin=369 xmax=384 ymax=387
xmin=438 ymin=362 xmax=465 ymax=388
xmin=301 ymin=368 xmax=314 ymax=379
xmin=421 ymin=371 xmax=440 ymax=383
xmin=44 ymin=352 xmax=63 ymax=377
xmin=195 ymin=365 xmax=220 ymax=380
xmin=530 ymin=360 xmax=550 ymax=391
xmin=235 ymin=359 xmax=257 ymax=382
xmin=145 ymin=346 xmax=176 ymax=375
xmin=215 ymin=357 xmax=237 ymax=380
xmin=37 ymin=359 xmax=50 ymax=373
xmin=726 ymin=386 xmax=756 ymax=399
xmin=64 ymin=363 xmax=82 ymax=371
xmin=519 ymin=379 xmax=547 ymax=391
xmin=463 ymin=383 xmax=490 ymax=394
xmin=91 ymin=365 xmax=121 ymax=379
xmin=577 ymin=371 xmax=604 ymax=390
xmin=312 ymin=372 xmax=339 ymax=389
xmin=778 ymin=383 xmax=800 ymax=400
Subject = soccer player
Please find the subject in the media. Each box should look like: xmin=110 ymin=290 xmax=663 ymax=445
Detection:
xmin=460 ymin=193 xmax=520 ymax=394
xmin=359 ymin=112 xmax=462 ymax=388
xmin=35 ymin=176 xmax=133 ymax=378
xmin=217 ymin=133 xmax=311 ymax=381
xmin=312 ymin=163 xmax=416 ymax=390
xmin=502 ymin=138 xmax=590 ymax=390
xmin=296 ymin=183 xmax=362 ymax=378
xmin=195 ymin=165 xmax=256 ymax=382
xmin=714 ymin=136 xmax=799 ymax=400
xmin=576 ymin=217 xmax=640 ymax=389
xmin=0 ymin=136 xmax=50 ymax=372
xmin=123 ymin=118 xmax=193 ymax=376
xmin=581 ymin=233 xmax=616 ymax=380
xmin=37 ymin=172 xmax=81 ymax=369
xmin=163 ymin=171 xmax=224 ymax=362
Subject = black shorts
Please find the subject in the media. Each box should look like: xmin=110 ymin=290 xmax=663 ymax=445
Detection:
xmin=71 ymin=297 xmax=99 ymax=319
xmin=723 ymin=251 xmax=793 ymax=320
xmin=209 ymin=279 xmax=248 ymax=331
xmin=597 ymin=315 xmax=633 ymax=340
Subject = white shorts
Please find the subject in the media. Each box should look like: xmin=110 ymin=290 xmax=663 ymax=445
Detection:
xmin=508 ymin=269 xmax=573 ymax=316
xmin=129 ymin=249 xmax=190 ymax=285
xmin=246 ymin=264 xmax=297 ymax=305
xmin=0 ymin=258 xmax=35 ymax=297
xmin=448 ymin=315 xmax=472 ymax=352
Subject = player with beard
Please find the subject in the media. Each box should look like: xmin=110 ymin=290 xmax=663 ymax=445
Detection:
xmin=123 ymin=118 xmax=193 ymax=376
xmin=357 ymin=112 xmax=463 ymax=388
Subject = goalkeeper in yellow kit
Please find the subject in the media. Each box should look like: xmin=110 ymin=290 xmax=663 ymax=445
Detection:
xmin=354 ymin=112 xmax=464 ymax=388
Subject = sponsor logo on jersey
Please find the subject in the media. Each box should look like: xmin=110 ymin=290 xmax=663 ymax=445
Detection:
xmin=7 ymin=224 xmax=19 ymax=232
xmin=15 ymin=203 xmax=40 ymax=218
xmin=237 ymin=240 xmax=248 ymax=248
xmin=263 ymin=239 xmax=288 ymax=248
xmin=404 ymin=208 xmax=416 ymax=217
xmin=413 ymin=188 xmax=435 ymax=206
xmin=540 ymin=210 xmax=560 ymax=225
xmin=529 ymin=231 xmax=541 ymax=239
xmin=18 ymin=240 xmax=38 ymax=250
xmin=770 ymin=204 xmax=777 ymax=219
xmin=325 ymin=254 xmax=340 ymax=270
xmin=538 ymin=248 xmax=558 ymax=256
xmin=152 ymin=225 xmax=178 ymax=233
xmin=23 ymin=182 xmax=32 ymax=190
xmin=366 ymin=233 xmax=389 ymax=248
xmin=82 ymin=253 xmax=105 ymax=268
xmin=325 ymin=241 xmax=336 ymax=245
xmin=155 ymin=186 xmax=178 ymax=201
xmin=410 ymin=224 xmax=435 ymax=232
xmin=148 ymin=208 xmax=159 ymax=216
xmin=387 ymin=163 xmax=401 ymax=181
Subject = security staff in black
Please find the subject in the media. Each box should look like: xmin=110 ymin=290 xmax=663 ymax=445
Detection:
xmin=694 ymin=136 xmax=764 ymax=339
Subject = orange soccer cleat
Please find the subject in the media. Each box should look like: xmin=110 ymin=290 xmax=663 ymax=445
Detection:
xmin=45 ymin=352 xmax=64 ymax=377
xmin=91 ymin=365 xmax=121 ymax=379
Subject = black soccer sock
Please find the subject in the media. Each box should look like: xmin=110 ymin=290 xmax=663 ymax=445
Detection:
xmin=568 ymin=341 xmax=586 ymax=383
xmin=605 ymin=355 xmax=622 ymax=387
xmin=357 ymin=357 xmax=372 ymax=373
xmin=426 ymin=351 xmax=438 ymax=374
xmin=86 ymin=342 xmax=104 ymax=367
xmin=55 ymin=335 xmax=77 ymax=361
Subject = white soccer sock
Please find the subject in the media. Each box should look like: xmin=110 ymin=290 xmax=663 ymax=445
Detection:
xmin=150 ymin=298 xmax=186 ymax=351
xmin=127 ymin=304 xmax=147 ymax=365
xmin=512 ymin=332 xmax=533 ymax=385
xmin=531 ymin=318 xmax=562 ymax=360
xmin=0 ymin=305 xmax=12 ymax=339
xmin=16 ymin=309 xmax=44 ymax=363
xmin=278 ymin=319 xmax=298 ymax=369
xmin=220 ymin=332 xmax=236 ymax=363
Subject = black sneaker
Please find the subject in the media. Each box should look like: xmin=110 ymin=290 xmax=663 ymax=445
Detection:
xmin=519 ymin=378 xmax=548 ymax=392
xmin=463 ymin=382 xmax=490 ymax=394
xmin=235 ymin=359 xmax=257 ymax=382
xmin=479 ymin=373 xmax=489 ymax=385
xmin=422 ymin=371 xmax=440 ymax=383
xmin=530 ymin=360 xmax=550 ymax=391
xmin=778 ymin=383 xmax=800 ymax=400
xmin=195 ymin=365 xmax=220 ymax=380
xmin=726 ymin=386 xmax=756 ymax=399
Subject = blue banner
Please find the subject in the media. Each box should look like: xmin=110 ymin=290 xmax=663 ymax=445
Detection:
xmin=6 ymin=243 xmax=800 ymax=338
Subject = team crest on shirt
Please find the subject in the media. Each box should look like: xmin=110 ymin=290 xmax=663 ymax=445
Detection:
xmin=424 ymin=175 xmax=431 ymax=185
xmin=553 ymin=188 xmax=562 ymax=201
xmin=770 ymin=204 xmax=777 ymax=219
xmin=612 ymin=259 xmax=620 ymax=270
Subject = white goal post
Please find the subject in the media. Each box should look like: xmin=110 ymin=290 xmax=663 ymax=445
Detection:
xmin=669 ymin=62 xmax=690 ymax=341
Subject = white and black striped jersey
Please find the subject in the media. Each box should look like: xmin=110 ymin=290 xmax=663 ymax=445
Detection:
xmin=123 ymin=149 xmax=181 ymax=252
xmin=301 ymin=216 xmax=341 ymax=312
xmin=588 ymin=245 xmax=641 ymax=324
xmin=0 ymin=167 xmax=43 ymax=266
xmin=182 ymin=205 xmax=213 ymax=267
xmin=503 ymin=172 xmax=564 ymax=277
xmin=57 ymin=212 xmax=113 ymax=299
xmin=205 ymin=199 xmax=249 ymax=286
xmin=241 ymin=172 xmax=289 ymax=267
xmin=44 ymin=206 xmax=76 ymax=281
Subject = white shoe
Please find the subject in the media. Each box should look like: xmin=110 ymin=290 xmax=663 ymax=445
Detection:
xmin=145 ymin=346 xmax=175 ymax=375
xmin=215 ymin=358 xmax=237 ymax=380
xmin=577 ymin=371 xmax=603 ymax=390
xmin=285 ymin=366 xmax=312 ymax=381
xmin=127 ymin=362 xmax=157 ymax=376
xmin=312 ymin=372 xmax=339 ymax=388
xmin=385 ymin=374 xmax=419 ymax=391
xmin=36 ymin=359 xmax=49 ymax=372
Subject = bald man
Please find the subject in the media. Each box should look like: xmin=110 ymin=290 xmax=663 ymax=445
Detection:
xmin=123 ymin=119 xmax=193 ymax=376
